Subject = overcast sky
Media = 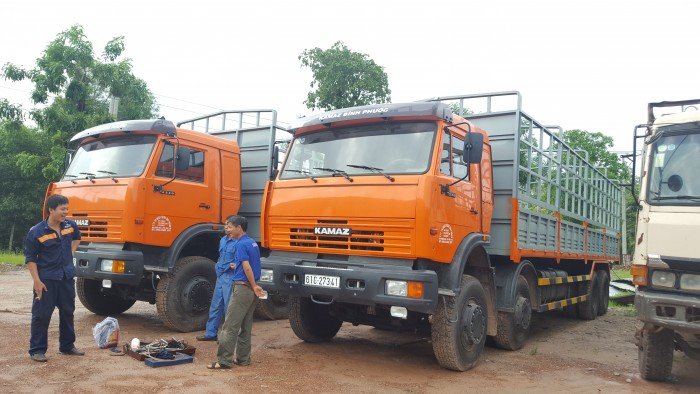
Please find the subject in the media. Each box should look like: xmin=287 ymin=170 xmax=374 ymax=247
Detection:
xmin=2 ymin=0 xmax=699 ymax=153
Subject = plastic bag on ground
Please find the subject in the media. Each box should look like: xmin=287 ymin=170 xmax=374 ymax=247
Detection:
xmin=92 ymin=317 xmax=120 ymax=348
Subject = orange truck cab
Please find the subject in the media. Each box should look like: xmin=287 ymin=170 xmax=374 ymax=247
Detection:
xmin=48 ymin=113 xmax=287 ymax=332
xmin=259 ymin=92 xmax=623 ymax=371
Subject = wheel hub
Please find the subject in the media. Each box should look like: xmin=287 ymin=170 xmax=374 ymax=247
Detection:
xmin=183 ymin=276 xmax=213 ymax=313
xmin=460 ymin=302 xmax=486 ymax=347
xmin=514 ymin=296 xmax=532 ymax=330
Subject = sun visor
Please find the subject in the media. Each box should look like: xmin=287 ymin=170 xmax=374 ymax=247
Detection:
xmin=70 ymin=119 xmax=177 ymax=144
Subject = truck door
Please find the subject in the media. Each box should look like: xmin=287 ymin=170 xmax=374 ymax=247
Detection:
xmin=433 ymin=129 xmax=481 ymax=261
xmin=144 ymin=140 xmax=220 ymax=247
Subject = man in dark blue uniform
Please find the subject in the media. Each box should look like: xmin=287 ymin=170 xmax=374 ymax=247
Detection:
xmin=207 ymin=215 xmax=264 ymax=369
xmin=197 ymin=215 xmax=238 ymax=341
xmin=24 ymin=194 xmax=84 ymax=362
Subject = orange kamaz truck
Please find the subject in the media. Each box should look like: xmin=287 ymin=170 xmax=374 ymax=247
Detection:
xmin=47 ymin=111 xmax=290 ymax=331
xmin=258 ymin=92 xmax=623 ymax=370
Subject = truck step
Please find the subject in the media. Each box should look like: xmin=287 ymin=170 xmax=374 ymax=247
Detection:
xmin=537 ymin=274 xmax=589 ymax=286
xmin=538 ymin=295 xmax=588 ymax=312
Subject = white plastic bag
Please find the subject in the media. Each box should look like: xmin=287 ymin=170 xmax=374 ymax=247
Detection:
xmin=92 ymin=317 xmax=120 ymax=348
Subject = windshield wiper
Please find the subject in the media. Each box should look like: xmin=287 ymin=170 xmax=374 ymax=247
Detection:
xmin=346 ymin=164 xmax=394 ymax=182
xmin=284 ymin=169 xmax=318 ymax=183
xmin=64 ymin=174 xmax=78 ymax=184
xmin=98 ymin=170 xmax=118 ymax=183
xmin=79 ymin=172 xmax=96 ymax=183
xmin=653 ymin=195 xmax=700 ymax=201
xmin=313 ymin=167 xmax=353 ymax=182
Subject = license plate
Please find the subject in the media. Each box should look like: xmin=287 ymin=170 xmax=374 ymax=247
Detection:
xmin=304 ymin=274 xmax=340 ymax=288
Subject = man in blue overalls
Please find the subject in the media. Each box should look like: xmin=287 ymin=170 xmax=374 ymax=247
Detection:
xmin=197 ymin=215 xmax=238 ymax=341
xmin=25 ymin=194 xmax=83 ymax=362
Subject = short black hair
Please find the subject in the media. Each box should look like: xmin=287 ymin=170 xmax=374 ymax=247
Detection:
xmin=226 ymin=215 xmax=248 ymax=231
xmin=46 ymin=194 xmax=69 ymax=211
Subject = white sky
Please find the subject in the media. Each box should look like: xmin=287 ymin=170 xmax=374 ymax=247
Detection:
xmin=2 ymin=0 xmax=699 ymax=153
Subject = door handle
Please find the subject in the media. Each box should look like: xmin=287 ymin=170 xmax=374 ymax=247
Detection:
xmin=199 ymin=203 xmax=211 ymax=209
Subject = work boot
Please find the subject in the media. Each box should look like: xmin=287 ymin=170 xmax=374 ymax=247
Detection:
xmin=196 ymin=334 xmax=217 ymax=341
xmin=30 ymin=353 xmax=47 ymax=362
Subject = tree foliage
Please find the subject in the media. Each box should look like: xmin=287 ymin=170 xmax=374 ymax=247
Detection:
xmin=0 ymin=25 xmax=159 ymax=249
xmin=299 ymin=41 xmax=390 ymax=111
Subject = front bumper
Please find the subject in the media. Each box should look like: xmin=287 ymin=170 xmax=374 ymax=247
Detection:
xmin=635 ymin=288 xmax=700 ymax=334
xmin=74 ymin=246 xmax=144 ymax=286
xmin=260 ymin=253 xmax=439 ymax=314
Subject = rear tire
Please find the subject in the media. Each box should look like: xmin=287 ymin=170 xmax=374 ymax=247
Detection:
xmin=76 ymin=278 xmax=136 ymax=315
xmin=255 ymin=294 xmax=289 ymax=320
xmin=493 ymin=276 xmax=532 ymax=351
xmin=431 ymin=275 xmax=488 ymax=371
xmin=597 ymin=270 xmax=610 ymax=316
xmin=156 ymin=256 xmax=216 ymax=332
xmin=639 ymin=326 xmax=674 ymax=381
xmin=577 ymin=271 xmax=599 ymax=320
xmin=288 ymin=296 xmax=342 ymax=342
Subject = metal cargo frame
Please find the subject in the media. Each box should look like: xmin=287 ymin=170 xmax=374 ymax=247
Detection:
xmin=427 ymin=92 xmax=622 ymax=263
xmin=177 ymin=110 xmax=291 ymax=241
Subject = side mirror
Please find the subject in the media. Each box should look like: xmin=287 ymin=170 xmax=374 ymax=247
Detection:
xmin=463 ymin=133 xmax=484 ymax=164
xmin=270 ymin=145 xmax=280 ymax=180
xmin=175 ymin=147 xmax=191 ymax=171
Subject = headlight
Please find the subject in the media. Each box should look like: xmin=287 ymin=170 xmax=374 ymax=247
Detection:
xmin=651 ymin=271 xmax=676 ymax=288
xmin=260 ymin=269 xmax=274 ymax=283
xmin=680 ymin=273 xmax=700 ymax=291
xmin=386 ymin=280 xmax=407 ymax=297
xmin=101 ymin=259 xmax=114 ymax=272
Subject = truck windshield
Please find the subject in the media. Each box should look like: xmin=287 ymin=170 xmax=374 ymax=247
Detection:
xmin=63 ymin=135 xmax=157 ymax=180
xmin=280 ymin=121 xmax=436 ymax=179
xmin=647 ymin=132 xmax=700 ymax=205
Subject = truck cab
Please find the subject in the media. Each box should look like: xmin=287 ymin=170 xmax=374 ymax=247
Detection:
xmin=632 ymin=100 xmax=700 ymax=381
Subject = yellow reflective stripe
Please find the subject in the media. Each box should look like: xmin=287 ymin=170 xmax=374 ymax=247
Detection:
xmin=37 ymin=233 xmax=57 ymax=243
xmin=60 ymin=227 xmax=74 ymax=235
xmin=538 ymin=275 xmax=592 ymax=286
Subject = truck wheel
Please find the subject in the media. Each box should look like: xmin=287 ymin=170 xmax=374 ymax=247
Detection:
xmin=639 ymin=326 xmax=674 ymax=381
xmin=493 ymin=276 xmax=532 ymax=351
xmin=597 ymin=270 xmax=610 ymax=316
xmin=255 ymin=294 xmax=289 ymax=320
xmin=156 ymin=256 xmax=216 ymax=332
xmin=76 ymin=278 xmax=136 ymax=315
xmin=577 ymin=271 xmax=599 ymax=320
xmin=431 ymin=275 xmax=488 ymax=371
xmin=288 ymin=296 xmax=342 ymax=342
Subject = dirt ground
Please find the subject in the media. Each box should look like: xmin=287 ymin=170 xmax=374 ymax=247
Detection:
xmin=0 ymin=266 xmax=698 ymax=393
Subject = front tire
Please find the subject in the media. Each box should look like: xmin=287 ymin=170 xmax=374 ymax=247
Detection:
xmin=639 ymin=326 xmax=674 ymax=381
xmin=156 ymin=256 xmax=216 ymax=332
xmin=288 ymin=296 xmax=342 ymax=342
xmin=76 ymin=278 xmax=136 ymax=315
xmin=431 ymin=275 xmax=488 ymax=371
xmin=493 ymin=276 xmax=532 ymax=350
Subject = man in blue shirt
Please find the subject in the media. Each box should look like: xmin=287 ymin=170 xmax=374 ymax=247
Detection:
xmin=207 ymin=215 xmax=264 ymax=369
xmin=197 ymin=215 xmax=238 ymax=341
xmin=24 ymin=194 xmax=83 ymax=362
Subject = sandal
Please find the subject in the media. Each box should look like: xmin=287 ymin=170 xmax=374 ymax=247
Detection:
xmin=206 ymin=362 xmax=231 ymax=370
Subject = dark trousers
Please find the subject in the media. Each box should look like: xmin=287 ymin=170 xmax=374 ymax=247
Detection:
xmin=217 ymin=284 xmax=257 ymax=366
xmin=29 ymin=278 xmax=76 ymax=355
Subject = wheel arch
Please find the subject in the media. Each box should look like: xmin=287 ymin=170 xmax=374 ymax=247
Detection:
xmin=163 ymin=223 xmax=223 ymax=270
xmin=492 ymin=259 xmax=538 ymax=313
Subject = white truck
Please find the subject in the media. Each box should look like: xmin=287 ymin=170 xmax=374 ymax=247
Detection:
xmin=631 ymin=99 xmax=700 ymax=381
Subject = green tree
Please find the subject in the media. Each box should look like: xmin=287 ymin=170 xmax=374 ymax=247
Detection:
xmin=0 ymin=121 xmax=52 ymax=250
xmin=299 ymin=41 xmax=390 ymax=110
xmin=2 ymin=24 xmax=158 ymax=180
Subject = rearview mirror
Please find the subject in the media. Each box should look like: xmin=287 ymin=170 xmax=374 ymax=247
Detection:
xmin=463 ymin=133 xmax=484 ymax=164
xmin=176 ymin=147 xmax=191 ymax=171
xmin=270 ymin=145 xmax=280 ymax=180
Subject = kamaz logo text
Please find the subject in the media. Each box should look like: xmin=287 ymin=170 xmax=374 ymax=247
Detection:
xmin=74 ymin=219 xmax=89 ymax=226
xmin=314 ymin=227 xmax=352 ymax=236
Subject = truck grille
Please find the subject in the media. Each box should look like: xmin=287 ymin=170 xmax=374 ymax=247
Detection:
xmin=70 ymin=212 xmax=122 ymax=242
xmin=270 ymin=218 xmax=413 ymax=257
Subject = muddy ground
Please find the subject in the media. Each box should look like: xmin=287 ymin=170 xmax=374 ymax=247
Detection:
xmin=0 ymin=265 xmax=698 ymax=393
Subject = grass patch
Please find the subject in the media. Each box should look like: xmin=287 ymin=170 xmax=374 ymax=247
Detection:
xmin=0 ymin=251 xmax=24 ymax=265
xmin=609 ymin=300 xmax=637 ymax=317
xmin=610 ymin=266 xmax=631 ymax=280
